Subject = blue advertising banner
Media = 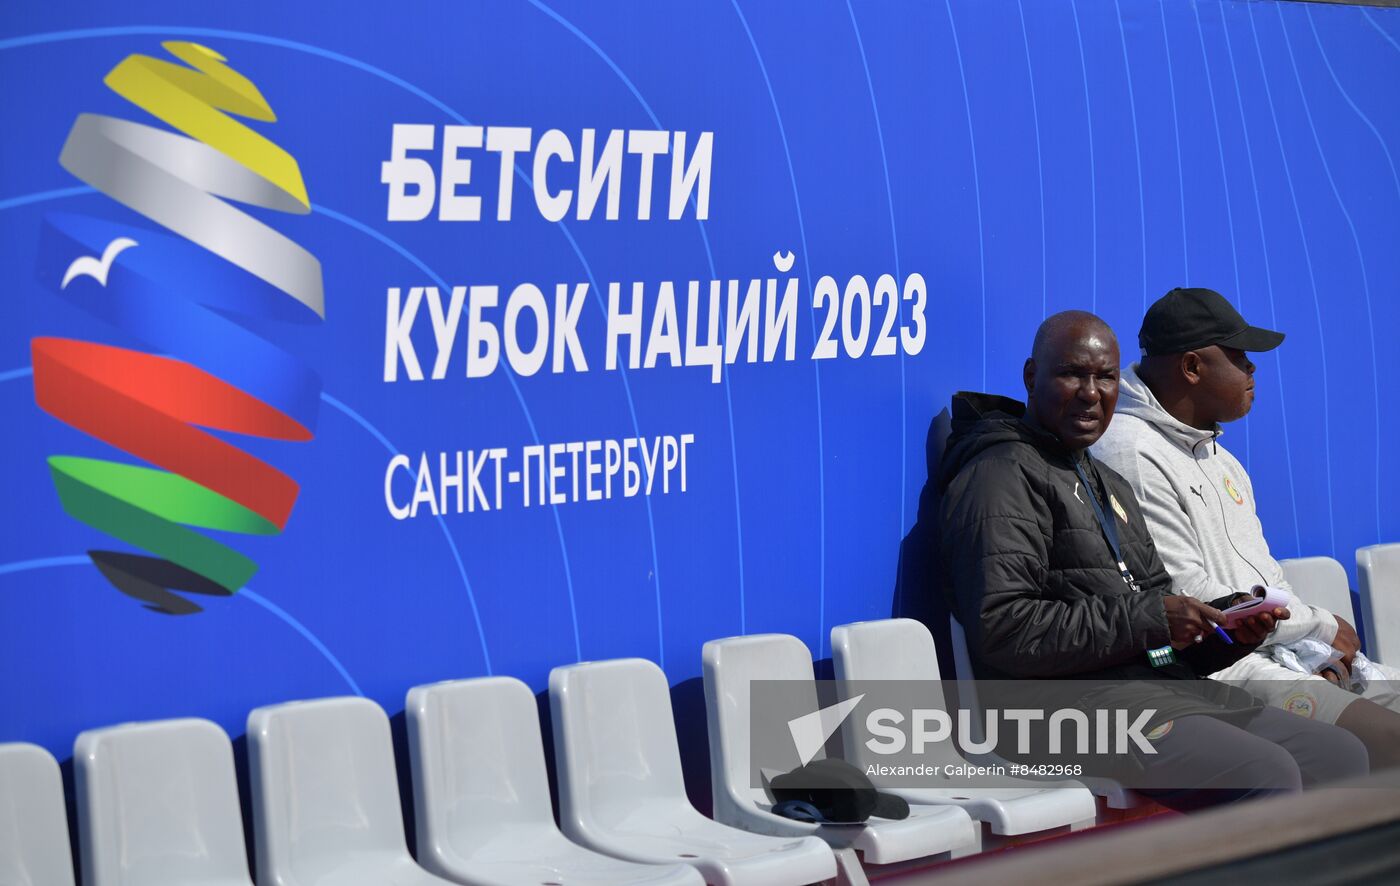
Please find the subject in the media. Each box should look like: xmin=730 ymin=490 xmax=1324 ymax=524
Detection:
xmin=2 ymin=0 xmax=1398 ymax=758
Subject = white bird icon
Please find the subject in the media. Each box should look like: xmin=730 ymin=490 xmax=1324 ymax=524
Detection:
xmin=61 ymin=236 xmax=138 ymax=289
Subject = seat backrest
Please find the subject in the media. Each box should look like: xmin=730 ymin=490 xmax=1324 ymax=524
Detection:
xmin=946 ymin=616 xmax=987 ymax=744
xmin=895 ymin=408 xmax=956 ymax=654
xmin=75 ymin=719 xmax=251 ymax=886
xmin=1358 ymin=543 xmax=1400 ymax=664
xmin=948 ymin=616 xmax=975 ymax=682
xmin=405 ymin=676 xmax=555 ymax=860
xmin=0 ymin=743 xmax=76 ymax=886
xmin=831 ymin=619 xmax=967 ymax=769
xmin=702 ymin=634 xmax=820 ymax=812
xmin=247 ymin=697 xmax=408 ymax=881
xmin=1280 ymin=556 xmax=1355 ymax=623
xmin=549 ymin=658 xmax=690 ymax=829
xmin=830 ymin=618 xmax=943 ymax=682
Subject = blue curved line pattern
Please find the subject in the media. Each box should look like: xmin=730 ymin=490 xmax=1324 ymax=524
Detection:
xmin=1188 ymin=5 xmax=1243 ymax=300
xmin=1361 ymin=8 xmax=1400 ymax=53
xmin=1207 ymin=3 xmax=1302 ymax=555
xmin=0 ymin=26 xmax=465 ymax=124
xmin=0 ymin=186 xmax=93 ymax=212
xmin=520 ymin=0 xmax=719 ymax=278
xmin=525 ymin=0 xmax=741 ymax=650
xmin=318 ymin=391 xmax=491 ymax=677
xmin=0 ymin=185 xmax=504 ymax=671
xmin=1157 ymin=0 xmax=1191 ymax=280
xmin=0 ymin=554 xmax=90 ymax=576
xmin=1188 ymin=2 xmax=1247 ymax=468
xmin=1014 ymin=1 xmax=1048 ymax=320
xmin=310 ymin=202 xmax=553 ymax=671
xmin=1111 ymin=0 xmax=1148 ymax=312
xmin=1314 ymin=12 xmax=1400 ymax=220
xmin=730 ymin=0 xmax=829 ymax=655
xmin=940 ymin=0 xmax=988 ymax=391
xmin=1243 ymin=4 xmax=1337 ymax=558
xmin=1292 ymin=7 xmax=1386 ymax=544
xmin=845 ymin=0 xmax=908 ymax=602
xmin=319 ymin=392 xmax=397 ymax=455
xmin=544 ymin=225 xmax=670 ymax=662
xmin=0 ymin=555 xmax=363 ymax=695
xmin=240 ymin=589 xmax=364 ymax=696
xmin=1067 ymin=0 xmax=1098 ymax=312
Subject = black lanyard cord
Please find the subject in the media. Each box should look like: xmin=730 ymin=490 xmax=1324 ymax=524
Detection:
xmin=1072 ymin=456 xmax=1136 ymax=587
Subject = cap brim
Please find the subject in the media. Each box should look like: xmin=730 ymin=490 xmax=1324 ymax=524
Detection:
xmin=870 ymin=791 xmax=910 ymax=821
xmin=1216 ymin=326 xmax=1285 ymax=352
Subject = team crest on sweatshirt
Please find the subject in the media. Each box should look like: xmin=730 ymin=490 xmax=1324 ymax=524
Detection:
xmin=1109 ymin=494 xmax=1128 ymax=524
xmin=1283 ymin=691 xmax=1317 ymax=719
xmin=1223 ymin=475 xmax=1246 ymax=506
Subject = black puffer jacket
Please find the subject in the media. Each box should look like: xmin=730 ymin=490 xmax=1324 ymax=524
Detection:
xmin=937 ymin=392 xmax=1252 ymax=684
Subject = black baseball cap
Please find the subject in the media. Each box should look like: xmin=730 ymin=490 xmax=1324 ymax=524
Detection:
xmin=1139 ymin=288 xmax=1285 ymax=356
xmin=768 ymin=758 xmax=910 ymax=824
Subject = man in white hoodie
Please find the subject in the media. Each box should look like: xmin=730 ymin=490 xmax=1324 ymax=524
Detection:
xmin=1093 ymin=287 xmax=1400 ymax=768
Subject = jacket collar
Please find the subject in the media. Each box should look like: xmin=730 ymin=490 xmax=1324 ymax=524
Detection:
xmin=1115 ymin=363 xmax=1221 ymax=452
xmin=938 ymin=391 xmax=1097 ymax=493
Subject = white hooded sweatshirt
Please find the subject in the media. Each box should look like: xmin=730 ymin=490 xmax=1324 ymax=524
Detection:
xmin=1091 ymin=364 xmax=1337 ymax=648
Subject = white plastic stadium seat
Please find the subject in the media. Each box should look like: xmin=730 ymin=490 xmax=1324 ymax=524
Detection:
xmin=702 ymin=633 xmax=979 ymax=864
xmin=74 ymin=719 xmax=252 ymax=886
xmin=550 ymin=658 xmax=837 ymax=886
xmin=947 ymin=616 xmax=1139 ymax=811
xmin=0 ymin=742 xmax=76 ymax=886
xmin=1280 ymin=556 xmax=1355 ymax=623
xmin=247 ymin=696 xmax=455 ymax=886
xmin=830 ymin=619 xmax=1098 ymax=837
xmin=1358 ymin=543 xmax=1400 ymax=665
xmin=406 ymin=676 xmax=702 ymax=886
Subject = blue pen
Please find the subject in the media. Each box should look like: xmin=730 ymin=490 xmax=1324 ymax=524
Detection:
xmin=1210 ymin=622 xmax=1233 ymax=645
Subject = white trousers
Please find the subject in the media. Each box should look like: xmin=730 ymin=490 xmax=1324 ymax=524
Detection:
xmin=1210 ymin=651 xmax=1400 ymax=724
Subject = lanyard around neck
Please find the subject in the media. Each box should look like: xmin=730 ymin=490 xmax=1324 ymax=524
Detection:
xmin=1072 ymin=456 xmax=1135 ymax=585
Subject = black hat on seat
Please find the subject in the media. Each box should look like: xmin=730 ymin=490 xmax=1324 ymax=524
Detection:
xmin=768 ymin=758 xmax=910 ymax=825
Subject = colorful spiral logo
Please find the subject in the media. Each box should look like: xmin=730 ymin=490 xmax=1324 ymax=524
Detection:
xmin=33 ymin=41 xmax=323 ymax=614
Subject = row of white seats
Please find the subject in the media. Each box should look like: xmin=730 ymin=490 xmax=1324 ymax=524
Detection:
xmin=6 ymin=545 xmax=1394 ymax=886
xmin=715 ymin=550 xmax=1399 ymax=837
xmin=1 ymin=619 xmax=1113 ymax=886
xmin=5 ymin=544 xmax=1393 ymax=886
xmin=1281 ymin=547 xmax=1400 ymax=665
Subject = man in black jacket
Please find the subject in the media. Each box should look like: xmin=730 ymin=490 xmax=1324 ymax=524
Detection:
xmin=937 ymin=311 xmax=1367 ymax=807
